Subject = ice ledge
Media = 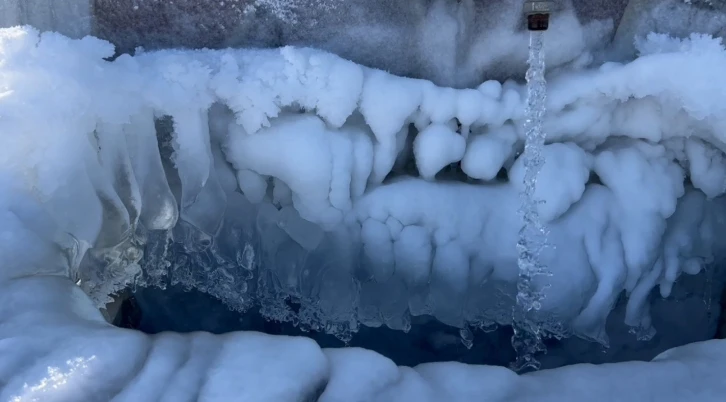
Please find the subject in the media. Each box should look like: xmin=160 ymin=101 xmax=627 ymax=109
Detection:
xmin=1 ymin=275 xmax=724 ymax=401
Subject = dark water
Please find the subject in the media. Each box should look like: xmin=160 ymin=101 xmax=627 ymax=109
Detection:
xmin=117 ymin=267 xmax=724 ymax=370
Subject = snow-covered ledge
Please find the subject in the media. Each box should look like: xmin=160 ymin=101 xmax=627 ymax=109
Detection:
xmin=2 ymin=267 xmax=725 ymax=400
xmin=2 ymin=25 xmax=726 ymax=401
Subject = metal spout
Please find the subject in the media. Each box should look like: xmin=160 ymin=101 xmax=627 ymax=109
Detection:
xmin=523 ymin=1 xmax=553 ymax=31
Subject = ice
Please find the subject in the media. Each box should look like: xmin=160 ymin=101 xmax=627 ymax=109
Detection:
xmin=393 ymin=225 xmax=433 ymax=301
xmin=4 ymin=11 xmax=726 ymax=398
xmin=429 ymin=241 xmax=470 ymax=327
xmin=509 ymin=143 xmax=591 ymax=222
xmin=124 ymin=110 xmax=178 ymax=231
xmin=94 ymin=122 xmax=139 ymax=243
xmin=685 ymin=138 xmax=726 ymax=198
xmin=319 ymin=348 xmax=401 ymax=402
xmin=278 ymin=206 xmax=326 ymax=251
xmin=594 ymin=141 xmax=685 ymax=294
xmin=413 ymin=124 xmax=467 ymax=180
xmin=225 ymin=114 xmax=354 ymax=229
xmin=3 ymin=24 xmax=726 ymax=341
xmin=461 ymin=124 xmax=517 ymax=181
xmin=360 ymin=71 xmax=422 ymax=184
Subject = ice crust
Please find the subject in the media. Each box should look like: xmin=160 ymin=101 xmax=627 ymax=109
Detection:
xmin=2 ymin=26 xmax=726 ymax=345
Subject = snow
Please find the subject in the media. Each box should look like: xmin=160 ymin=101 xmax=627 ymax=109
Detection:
xmin=685 ymin=138 xmax=726 ymax=198
xmin=413 ymin=124 xmax=466 ymax=180
xmin=461 ymin=124 xmax=517 ymax=181
xmin=509 ymin=142 xmax=592 ymax=222
xmin=2 ymin=11 xmax=726 ymax=401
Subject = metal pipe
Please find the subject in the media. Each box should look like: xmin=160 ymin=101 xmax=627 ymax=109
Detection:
xmin=523 ymin=1 xmax=553 ymax=31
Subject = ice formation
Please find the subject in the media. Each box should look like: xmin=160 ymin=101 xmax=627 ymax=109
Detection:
xmin=2 ymin=24 xmax=726 ymax=342
xmin=1 ymin=0 xmax=726 ymax=398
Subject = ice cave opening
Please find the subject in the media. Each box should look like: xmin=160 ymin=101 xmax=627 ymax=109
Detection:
xmin=3 ymin=0 xmax=726 ymax=401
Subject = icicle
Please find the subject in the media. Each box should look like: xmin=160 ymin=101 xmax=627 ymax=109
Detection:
xmin=172 ymin=109 xmax=227 ymax=237
xmin=172 ymin=110 xmax=212 ymax=209
xmin=85 ymin=125 xmax=132 ymax=250
xmin=124 ymin=110 xmax=178 ymax=231
xmin=78 ymin=122 xmax=148 ymax=306
xmin=97 ymin=122 xmax=143 ymax=230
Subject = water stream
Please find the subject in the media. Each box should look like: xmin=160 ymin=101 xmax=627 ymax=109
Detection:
xmin=511 ymin=30 xmax=553 ymax=372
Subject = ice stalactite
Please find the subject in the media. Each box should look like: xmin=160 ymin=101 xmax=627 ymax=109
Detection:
xmin=511 ymin=31 xmax=553 ymax=372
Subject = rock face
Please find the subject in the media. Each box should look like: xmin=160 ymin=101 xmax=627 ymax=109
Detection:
xmin=0 ymin=0 xmax=91 ymax=38
xmin=92 ymin=0 xmax=259 ymax=50
xmin=612 ymin=0 xmax=726 ymax=58
xmin=90 ymin=0 xmax=626 ymax=87
xmin=8 ymin=0 xmax=725 ymax=86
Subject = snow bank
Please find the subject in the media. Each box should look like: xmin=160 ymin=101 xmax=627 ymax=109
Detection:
xmin=2 ymin=25 xmax=726 ymax=344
